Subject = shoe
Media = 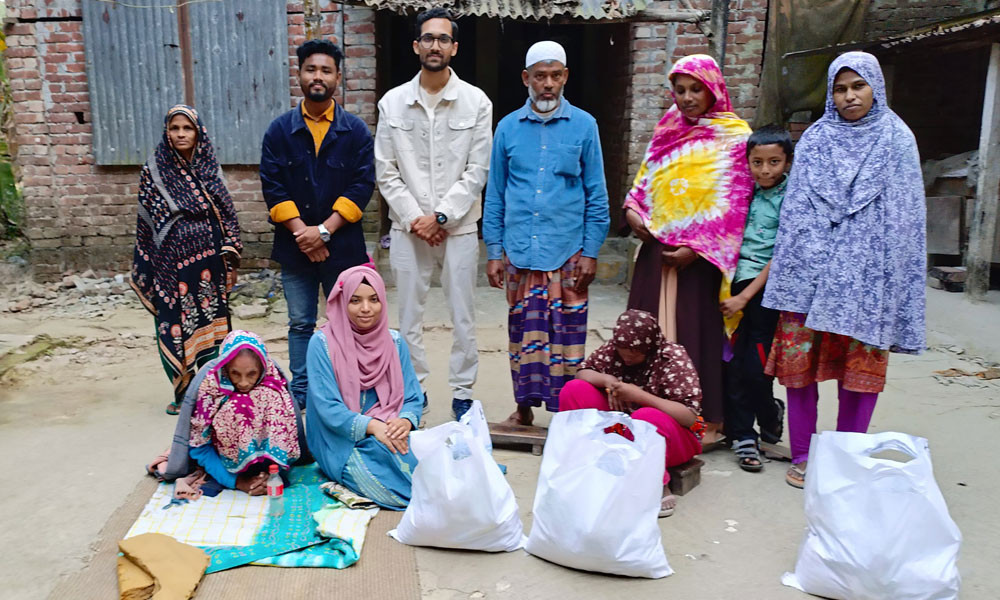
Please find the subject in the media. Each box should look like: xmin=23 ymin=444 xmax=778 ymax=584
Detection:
xmin=452 ymin=398 xmax=473 ymax=421
xmin=422 ymin=392 xmax=429 ymax=415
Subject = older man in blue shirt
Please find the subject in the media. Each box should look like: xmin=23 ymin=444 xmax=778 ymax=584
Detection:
xmin=484 ymin=40 xmax=610 ymax=426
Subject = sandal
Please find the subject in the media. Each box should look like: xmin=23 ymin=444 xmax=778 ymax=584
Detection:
xmin=786 ymin=464 xmax=806 ymax=489
xmin=733 ymin=438 xmax=764 ymax=473
xmin=760 ymin=398 xmax=785 ymax=445
xmin=165 ymin=402 xmax=181 ymax=416
xmin=658 ymin=494 xmax=677 ymax=518
xmin=700 ymin=433 xmax=727 ymax=452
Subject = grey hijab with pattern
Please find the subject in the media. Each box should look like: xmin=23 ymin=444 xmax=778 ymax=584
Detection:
xmin=762 ymin=52 xmax=926 ymax=354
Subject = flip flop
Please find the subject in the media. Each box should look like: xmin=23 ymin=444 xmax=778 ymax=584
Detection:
xmin=700 ymin=434 xmax=728 ymax=453
xmin=658 ymin=494 xmax=676 ymax=518
xmin=786 ymin=464 xmax=806 ymax=489
xmin=165 ymin=402 xmax=181 ymax=416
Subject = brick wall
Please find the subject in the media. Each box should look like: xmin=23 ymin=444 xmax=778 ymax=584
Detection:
xmin=622 ymin=0 xmax=768 ymax=193
xmin=3 ymin=0 xmax=380 ymax=280
xmin=865 ymin=0 xmax=1000 ymax=39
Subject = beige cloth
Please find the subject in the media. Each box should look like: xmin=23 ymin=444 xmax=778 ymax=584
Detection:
xmin=376 ymin=68 xmax=493 ymax=235
xmin=146 ymin=450 xmax=207 ymax=500
xmin=117 ymin=533 xmax=210 ymax=600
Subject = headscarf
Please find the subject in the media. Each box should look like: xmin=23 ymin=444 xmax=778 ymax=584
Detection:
xmin=321 ymin=266 xmax=405 ymax=422
xmin=762 ymin=52 xmax=926 ymax=353
xmin=131 ymin=104 xmax=242 ymax=315
xmin=189 ymin=331 xmax=301 ymax=472
xmin=623 ymin=55 xmax=754 ymax=334
xmin=580 ymin=310 xmax=704 ymax=418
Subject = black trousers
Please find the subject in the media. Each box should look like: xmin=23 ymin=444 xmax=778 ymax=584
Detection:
xmin=724 ymin=278 xmax=782 ymax=443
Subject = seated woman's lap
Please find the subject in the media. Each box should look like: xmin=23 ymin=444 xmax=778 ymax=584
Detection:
xmin=339 ymin=436 xmax=418 ymax=510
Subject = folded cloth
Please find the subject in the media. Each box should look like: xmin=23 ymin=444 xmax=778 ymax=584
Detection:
xmin=320 ymin=482 xmax=378 ymax=509
xmin=314 ymin=501 xmax=379 ymax=555
xmin=117 ymin=533 xmax=210 ymax=600
xmin=147 ymin=449 xmax=207 ymax=501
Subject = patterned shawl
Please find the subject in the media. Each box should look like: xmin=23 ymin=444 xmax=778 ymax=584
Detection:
xmin=624 ymin=55 xmax=754 ymax=303
xmin=131 ymin=105 xmax=242 ymax=317
xmin=321 ymin=266 xmax=406 ymax=422
xmin=189 ymin=331 xmax=301 ymax=472
xmin=580 ymin=310 xmax=703 ymax=417
xmin=762 ymin=52 xmax=926 ymax=353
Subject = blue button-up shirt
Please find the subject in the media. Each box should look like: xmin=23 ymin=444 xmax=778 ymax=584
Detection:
xmin=483 ymin=98 xmax=610 ymax=271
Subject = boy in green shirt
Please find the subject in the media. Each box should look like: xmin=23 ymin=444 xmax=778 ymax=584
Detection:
xmin=721 ymin=125 xmax=793 ymax=472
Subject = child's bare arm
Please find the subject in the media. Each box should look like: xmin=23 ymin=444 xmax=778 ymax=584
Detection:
xmin=721 ymin=261 xmax=771 ymax=317
xmin=739 ymin=260 xmax=771 ymax=302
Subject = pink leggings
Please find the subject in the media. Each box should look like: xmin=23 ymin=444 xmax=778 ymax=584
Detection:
xmin=558 ymin=379 xmax=702 ymax=485
xmin=786 ymin=381 xmax=878 ymax=464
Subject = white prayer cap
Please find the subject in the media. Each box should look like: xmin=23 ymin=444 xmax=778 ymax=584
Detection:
xmin=525 ymin=41 xmax=567 ymax=69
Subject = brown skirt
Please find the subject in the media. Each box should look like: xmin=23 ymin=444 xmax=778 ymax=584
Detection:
xmin=628 ymin=241 xmax=725 ymax=423
xmin=765 ymin=312 xmax=889 ymax=393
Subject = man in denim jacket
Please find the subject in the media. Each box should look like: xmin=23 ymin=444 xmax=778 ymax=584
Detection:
xmin=260 ymin=40 xmax=375 ymax=407
xmin=375 ymin=8 xmax=492 ymax=420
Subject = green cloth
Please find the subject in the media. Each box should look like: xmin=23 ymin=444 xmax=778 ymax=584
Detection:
xmin=734 ymin=177 xmax=787 ymax=284
xmin=199 ymin=464 xmax=360 ymax=572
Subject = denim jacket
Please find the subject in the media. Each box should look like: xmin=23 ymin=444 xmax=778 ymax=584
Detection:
xmin=260 ymin=101 xmax=375 ymax=270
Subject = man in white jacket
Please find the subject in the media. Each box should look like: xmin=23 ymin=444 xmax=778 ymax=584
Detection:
xmin=375 ymin=8 xmax=492 ymax=420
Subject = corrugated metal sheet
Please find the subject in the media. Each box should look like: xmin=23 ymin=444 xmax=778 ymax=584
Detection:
xmin=82 ymin=0 xmax=184 ymax=165
xmin=83 ymin=0 xmax=288 ymax=165
xmin=357 ymin=0 xmax=648 ymax=20
xmin=188 ymin=0 xmax=289 ymax=164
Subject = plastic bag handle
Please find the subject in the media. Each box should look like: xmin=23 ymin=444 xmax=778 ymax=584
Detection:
xmin=859 ymin=432 xmax=925 ymax=461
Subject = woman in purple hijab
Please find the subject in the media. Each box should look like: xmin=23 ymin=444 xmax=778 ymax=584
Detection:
xmin=761 ymin=52 xmax=926 ymax=488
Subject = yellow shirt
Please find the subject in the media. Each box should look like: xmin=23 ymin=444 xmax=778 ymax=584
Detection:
xmin=301 ymin=100 xmax=335 ymax=154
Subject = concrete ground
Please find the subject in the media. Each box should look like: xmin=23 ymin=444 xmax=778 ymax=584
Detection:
xmin=1 ymin=284 xmax=998 ymax=599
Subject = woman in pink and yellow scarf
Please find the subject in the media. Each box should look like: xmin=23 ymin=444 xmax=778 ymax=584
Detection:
xmin=624 ymin=54 xmax=754 ymax=447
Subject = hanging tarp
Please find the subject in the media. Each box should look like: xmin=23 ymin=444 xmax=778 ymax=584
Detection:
xmin=754 ymin=0 xmax=870 ymax=127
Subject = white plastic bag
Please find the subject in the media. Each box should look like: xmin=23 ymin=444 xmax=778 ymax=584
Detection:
xmin=389 ymin=402 xmax=524 ymax=552
xmin=782 ymin=431 xmax=962 ymax=600
xmin=525 ymin=409 xmax=671 ymax=579
xmin=459 ymin=397 xmax=493 ymax=455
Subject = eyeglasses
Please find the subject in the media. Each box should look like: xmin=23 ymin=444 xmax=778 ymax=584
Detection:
xmin=417 ymin=34 xmax=454 ymax=49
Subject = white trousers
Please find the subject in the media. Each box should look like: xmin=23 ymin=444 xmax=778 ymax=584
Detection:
xmin=389 ymin=229 xmax=478 ymax=399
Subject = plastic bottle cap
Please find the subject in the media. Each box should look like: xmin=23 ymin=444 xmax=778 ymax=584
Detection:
xmin=269 ymin=464 xmax=279 ymax=473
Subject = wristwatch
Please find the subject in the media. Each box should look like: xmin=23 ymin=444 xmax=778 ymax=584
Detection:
xmin=317 ymin=223 xmax=331 ymax=242
xmin=435 ymin=212 xmax=448 ymax=225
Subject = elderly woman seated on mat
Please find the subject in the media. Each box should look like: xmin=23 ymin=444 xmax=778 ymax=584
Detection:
xmin=147 ymin=330 xmax=304 ymax=497
xmin=558 ymin=309 xmax=705 ymax=517
xmin=305 ymin=265 xmax=423 ymax=510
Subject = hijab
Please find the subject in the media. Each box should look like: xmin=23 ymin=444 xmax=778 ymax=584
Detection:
xmin=623 ymin=55 xmax=754 ymax=336
xmin=189 ymin=330 xmax=301 ymax=472
xmin=321 ymin=266 xmax=406 ymax=421
xmin=763 ymin=52 xmax=926 ymax=353
xmin=580 ymin=310 xmax=703 ymax=416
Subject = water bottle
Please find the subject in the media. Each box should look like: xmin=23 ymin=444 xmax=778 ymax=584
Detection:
xmin=266 ymin=464 xmax=284 ymax=517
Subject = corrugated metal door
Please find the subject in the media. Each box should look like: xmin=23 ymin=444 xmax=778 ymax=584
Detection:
xmin=82 ymin=0 xmax=184 ymax=165
xmin=82 ymin=0 xmax=288 ymax=165
xmin=188 ymin=0 xmax=289 ymax=164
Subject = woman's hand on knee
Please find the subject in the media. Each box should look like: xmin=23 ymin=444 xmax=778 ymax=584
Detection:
xmin=385 ymin=418 xmax=412 ymax=440
xmin=236 ymin=472 xmax=267 ymax=496
xmin=367 ymin=419 xmax=396 ymax=453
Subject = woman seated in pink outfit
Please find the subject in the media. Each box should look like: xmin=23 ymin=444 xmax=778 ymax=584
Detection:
xmin=559 ymin=309 xmax=705 ymax=517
